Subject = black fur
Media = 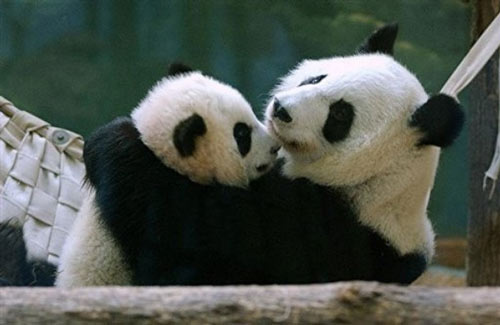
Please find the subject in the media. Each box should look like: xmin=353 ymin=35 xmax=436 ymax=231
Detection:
xmin=173 ymin=113 xmax=207 ymax=157
xmin=168 ymin=62 xmax=193 ymax=76
xmin=0 ymin=222 xmax=56 ymax=286
xmin=323 ymin=99 xmax=355 ymax=143
xmin=357 ymin=22 xmax=398 ymax=55
xmin=84 ymin=117 xmax=427 ymax=285
xmin=233 ymin=122 xmax=252 ymax=157
xmin=409 ymin=94 xmax=465 ymax=148
xmin=299 ymin=74 xmax=327 ymax=87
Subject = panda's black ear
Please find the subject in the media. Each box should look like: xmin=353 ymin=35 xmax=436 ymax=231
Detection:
xmin=357 ymin=22 xmax=398 ymax=56
xmin=409 ymin=94 xmax=465 ymax=148
xmin=173 ymin=113 xmax=207 ymax=157
xmin=167 ymin=62 xmax=194 ymax=76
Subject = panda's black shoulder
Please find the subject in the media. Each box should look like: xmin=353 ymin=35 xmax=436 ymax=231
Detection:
xmin=84 ymin=117 xmax=158 ymax=187
xmin=84 ymin=117 xmax=207 ymax=285
xmin=83 ymin=116 xmax=181 ymax=237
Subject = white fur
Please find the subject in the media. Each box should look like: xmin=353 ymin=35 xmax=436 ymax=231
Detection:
xmin=132 ymin=72 xmax=278 ymax=187
xmin=266 ymin=54 xmax=437 ymax=259
xmin=56 ymin=190 xmax=132 ymax=287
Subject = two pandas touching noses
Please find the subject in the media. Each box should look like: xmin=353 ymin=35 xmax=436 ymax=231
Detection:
xmin=1 ymin=23 xmax=465 ymax=287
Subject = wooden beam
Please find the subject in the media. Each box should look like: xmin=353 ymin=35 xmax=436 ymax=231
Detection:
xmin=468 ymin=0 xmax=500 ymax=286
xmin=2 ymin=283 xmax=500 ymax=324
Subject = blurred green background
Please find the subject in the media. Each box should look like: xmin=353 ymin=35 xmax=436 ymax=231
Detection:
xmin=0 ymin=0 xmax=470 ymax=237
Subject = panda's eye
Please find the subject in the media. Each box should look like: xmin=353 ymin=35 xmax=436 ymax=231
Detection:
xmin=298 ymin=74 xmax=327 ymax=87
xmin=233 ymin=122 xmax=252 ymax=157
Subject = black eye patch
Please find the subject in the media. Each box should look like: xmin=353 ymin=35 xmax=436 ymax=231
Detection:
xmin=298 ymin=74 xmax=327 ymax=87
xmin=233 ymin=122 xmax=252 ymax=157
xmin=323 ymin=99 xmax=355 ymax=143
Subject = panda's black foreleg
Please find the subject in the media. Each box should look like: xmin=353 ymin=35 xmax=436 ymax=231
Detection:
xmin=372 ymin=245 xmax=427 ymax=284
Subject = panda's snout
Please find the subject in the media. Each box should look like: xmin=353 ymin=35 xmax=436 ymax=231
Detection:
xmin=272 ymin=98 xmax=292 ymax=123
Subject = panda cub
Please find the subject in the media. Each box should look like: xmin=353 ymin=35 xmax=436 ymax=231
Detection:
xmin=263 ymin=23 xmax=464 ymax=283
xmin=56 ymin=66 xmax=279 ymax=287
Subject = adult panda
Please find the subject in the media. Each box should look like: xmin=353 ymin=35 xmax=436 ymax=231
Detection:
xmin=55 ymin=66 xmax=279 ymax=287
xmin=261 ymin=23 xmax=464 ymax=284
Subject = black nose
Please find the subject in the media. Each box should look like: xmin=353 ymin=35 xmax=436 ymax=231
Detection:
xmin=272 ymin=99 xmax=292 ymax=123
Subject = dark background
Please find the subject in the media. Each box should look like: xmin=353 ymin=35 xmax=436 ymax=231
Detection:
xmin=0 ymin=0 xmax=471 ymax=237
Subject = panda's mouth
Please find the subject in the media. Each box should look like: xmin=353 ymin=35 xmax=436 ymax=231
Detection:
xmin=268 ymin=120 xmax=310 ymax=153
xmin=268 ymin=121 xmax=303 ymax=151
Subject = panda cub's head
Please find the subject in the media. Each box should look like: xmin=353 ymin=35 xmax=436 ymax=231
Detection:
xmin=133 ymin=64 xmax=279 ymax=187
xmin=266 ymin=24 xmax=464 ymax=187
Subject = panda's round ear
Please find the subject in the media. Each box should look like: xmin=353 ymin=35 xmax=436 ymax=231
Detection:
xmin=357 ymin=22 xmax=398 ymax=56
xmin=409 ymin=94 xmax=465 ymax=148
xmin=167 ymin=62 xmax=194 ymax=76
xmin=173 ymin=113 xmax=207 ymax=157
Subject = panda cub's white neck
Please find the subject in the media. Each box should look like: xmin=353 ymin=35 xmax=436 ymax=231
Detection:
xmin=283 ymin=148 xmax=439 ymax=260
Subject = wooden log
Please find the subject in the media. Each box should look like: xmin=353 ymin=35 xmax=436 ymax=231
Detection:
xmin=468 ymin=0 xmax=500 ymax=286
xmin=2 ymin=282 xmax=500 ymax=324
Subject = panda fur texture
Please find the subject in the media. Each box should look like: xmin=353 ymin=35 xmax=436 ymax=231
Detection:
xmin=264 ymin=23 xmax=464 ymax=282
xmin=56 ymin=67 xmax=279 ymax=287
xmin=0 ymin=222 xmax=56 ymax=286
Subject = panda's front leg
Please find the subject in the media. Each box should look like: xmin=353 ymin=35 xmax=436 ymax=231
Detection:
xmin=371 ymin=237 xmax=428 ymax=285
xmin=56 ymin=192 xmax=132 ymax=287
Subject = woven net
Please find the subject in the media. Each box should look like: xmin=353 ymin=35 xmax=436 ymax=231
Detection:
xmin=0 ymin=97 xmax=85 ymax=265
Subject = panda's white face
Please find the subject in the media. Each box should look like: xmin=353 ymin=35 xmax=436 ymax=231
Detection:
xmin=132 ymin=72 xmax=279 ymax=187
xmin=266 ymin=54 xmax=429 ymax=186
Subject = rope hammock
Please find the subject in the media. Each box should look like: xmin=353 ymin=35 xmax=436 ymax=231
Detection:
xmin=440 ymin=12 xmax=500 ymax=199
xmin=0 ymin=15 xmax=500 ymax=265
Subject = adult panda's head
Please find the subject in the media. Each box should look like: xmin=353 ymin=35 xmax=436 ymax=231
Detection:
xmin=265 ymin=24 xmax=464 ymax=187
xmin=132 ymin=64 xmax=280 ymax=187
